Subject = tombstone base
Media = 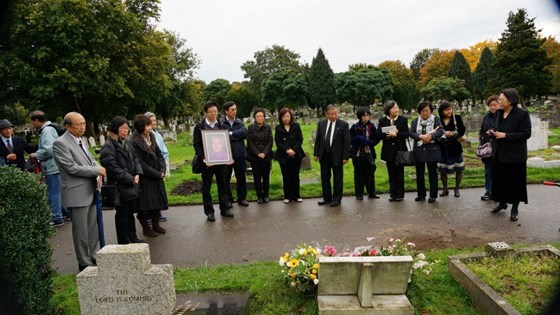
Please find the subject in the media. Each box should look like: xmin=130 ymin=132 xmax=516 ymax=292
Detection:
xmin=318 ymin=295 xmax=413 ymax=315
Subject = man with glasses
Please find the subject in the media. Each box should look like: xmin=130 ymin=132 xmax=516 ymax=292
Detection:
xmin=222 ymin=101 xmax=249 ymax=207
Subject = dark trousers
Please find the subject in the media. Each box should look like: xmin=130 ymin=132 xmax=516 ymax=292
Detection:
xmin=250 ymin=159 xmax=271 ymax=199
xmin=226 ymin=157 xmax=247 ymax=202
xmin=483 ymin=158 xmax=492 ymax=194
xmin=320 ymin=152 xmax=343 ymax=202
xmin=279 ymin=158 xmax=302 ymax=200
xmin=415 ymin=161 xmax=439 ymax=199
xmin=352 ymin=155 xmax=376 ymax=197
xmin=386 ymin=161 xmax=405 ymax=199
xmin=114 ymin=198 xmax=139 ymax=244
xmin=202 ymin=165 xmax=229 ymax=215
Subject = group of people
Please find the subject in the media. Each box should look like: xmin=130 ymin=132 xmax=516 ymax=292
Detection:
xmin=194 ymin=88 xmax=530 ymax=224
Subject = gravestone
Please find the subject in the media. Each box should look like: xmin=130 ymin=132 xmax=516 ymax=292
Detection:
xmin=99 ymin=135 xmax=106 ymax=146
xmin=528 ymin=114 xmax=548 ymax=151
xmin=301 ymin=153 xmax=312 ymax=170
xmin=88 ymin=136 xmax=97 ymax=148
xmin=76 ymin=244 xmax=175 ymax=315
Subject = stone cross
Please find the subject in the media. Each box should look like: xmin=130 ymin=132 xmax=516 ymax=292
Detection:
xmin=76 ymin=244 xmax=176 ymax=315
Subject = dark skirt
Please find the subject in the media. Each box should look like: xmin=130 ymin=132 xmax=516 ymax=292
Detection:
xmin=491 ymin=161 xmax=528 ymax=204
xmin=437 ymin=145 xmax=464 ymax=174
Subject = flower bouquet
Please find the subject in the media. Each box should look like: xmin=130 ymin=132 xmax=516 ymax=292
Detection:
xmin=279 ymin=243 xmax=320 ymax=294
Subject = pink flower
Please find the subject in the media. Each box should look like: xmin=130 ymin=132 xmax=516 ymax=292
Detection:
xmin=323 ymin=245 xmax=337 ymax=256
xmin=369 ymin=249 xmax=377 ymax=256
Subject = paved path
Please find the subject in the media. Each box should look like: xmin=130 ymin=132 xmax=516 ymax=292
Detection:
xmin=50 ymin=185 xmax=560 ymax=274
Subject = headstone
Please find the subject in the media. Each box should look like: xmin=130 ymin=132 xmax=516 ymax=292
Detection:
xmin=88 ymin=136 xmax=97 ymax=148
xmin=99 ymin=135 xmax=106 ymax=146
xmin=301 ymin=153 xmax=312 ymax=170
xmin=528 ymin=114 xmax=548 ymax=151
xmin=76 ymin=244 xmax=175 ymax=315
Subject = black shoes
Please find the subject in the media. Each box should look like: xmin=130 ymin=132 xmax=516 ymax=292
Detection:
xmin=369 ymin=195 xmax=380 ymax=199
xmin=439 ymin=190 xmax=449 ymax=197
xmin=389 ymin=197 xmax=403 ymax=202
xmin=356 ymin=196 xmax=363 ymax=200
xmin=330 ymin=201 xmax=341 ymax=207
xmin=207 ymin=214 xmax=216 ymax=222
xmin=481 ymin=193 xmax=492 ymax=201
xmin=263 ymin=197 xmax=269 ymax=203
xmin=510 ymin=205 xmax=519 ymax=221
xmin=221 ymin=210 xmax=234 ymax=218
xmin=415 ymin=197 xmax=426 ymax=202
xmin=428 ymin=198 xmax=436 ymax=203
xmin=491 ymin=203 xmax=507 ymax=213
xmin=238 ymin=200 xmax=249 ymax=207
xmin=226 ymin=202 xmax=233 ymax=209
xmin=318 ymin=200 xmax=331 ymax=206
xmin=454 ymin=189 xmax=460 ymax=197
xmin=257 ymin=198 xmax=264 ymax=204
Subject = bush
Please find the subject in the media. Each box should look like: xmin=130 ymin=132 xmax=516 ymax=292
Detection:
xmin=0 ymin=166 xmax=55 ymax=314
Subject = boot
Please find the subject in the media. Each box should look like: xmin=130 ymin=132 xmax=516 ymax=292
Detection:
xmin=151 ymin=212 xmax=166 ymax=234
xmin=491 ymin=202 xmax=507 ymax=213
xmin=138 ymin=213 xmax=158 ymax=237
xmin=510 ymin=203 xmax=519 ymax=222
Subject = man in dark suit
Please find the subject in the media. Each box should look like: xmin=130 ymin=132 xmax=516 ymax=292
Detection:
xmin=313 ymin=105 xmax=351 ymax=207
xmin=0 ymin=119 xmax=35 ymax=170
xmin=54 ymin=112 xmax=106 ymax=272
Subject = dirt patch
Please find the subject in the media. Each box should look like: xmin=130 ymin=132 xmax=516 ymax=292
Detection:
xmin=171 ymin=180 xmax=202 ymax=195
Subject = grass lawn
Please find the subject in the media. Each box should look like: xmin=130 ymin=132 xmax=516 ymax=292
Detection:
xmin=51 ymin=244 xmax=560 ymax=314
xmin=164 ymin=123 xmax=560 ymax=206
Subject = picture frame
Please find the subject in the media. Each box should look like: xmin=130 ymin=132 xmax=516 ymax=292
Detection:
xmin=201 ymin=130 xmax=233 ymax=165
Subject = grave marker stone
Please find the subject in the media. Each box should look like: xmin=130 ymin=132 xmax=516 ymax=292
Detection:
xmin=88 ymin=136 xmax=97 ymax=148
xmin=99 ymin=135 xmax=105 ymax=146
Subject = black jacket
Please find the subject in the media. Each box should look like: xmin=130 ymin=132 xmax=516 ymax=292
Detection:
xmin=100 ymin=135 xmax=142 ymax=201
xmin=492 ymin=107 xmax=531 ymax=163
xmin=438 ymin=115 xmax=466 ymax=156
xmin=131 ymin=132 xmax=168 ymax=211
xmin=313 ymin=119 xmax=351 ymax=166
xmin=222 ymin=117 xmax=247 ymax=159
xmin=410 ymin=116 xmax=444 ymax=163
xmin=479 ymin=112 xmax=497 ymax=145
xmin=274 ymin=123 xmax=305 ymax=164
xmin=247 ymin=123 xmax=274 ymax=162
xmin=0 ymin=136 xmax=35 ymax=170
xmin=350 ymin=121 xmax=379 ymax=159
xmin=377 ymin=116 xmax=409 ymax=163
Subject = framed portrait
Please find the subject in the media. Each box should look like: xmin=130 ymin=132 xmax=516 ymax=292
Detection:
xmin=201 ymin=130 xmax=233 ymax=165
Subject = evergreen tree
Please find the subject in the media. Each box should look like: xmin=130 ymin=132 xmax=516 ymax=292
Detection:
xmin=448 ymin=51 xmax=471 ymax=103
xmin=308 ymin=48 xmax=336 ymax=109
xmin=410 ymin=48 xmax=438 ymax=80
xmin=378 ymin=60 xmax=418 ymax=110
xmin=487 ymin=8 xmax=551 ymax=101
xmin=471 ymin=47 xmax=494 ymax=102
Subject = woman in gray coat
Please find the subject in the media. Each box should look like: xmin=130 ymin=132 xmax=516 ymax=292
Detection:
xmin=410 ymin=101 xmax=444 ymax=203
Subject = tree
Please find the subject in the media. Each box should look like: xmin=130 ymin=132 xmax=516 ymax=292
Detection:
xmin=421 ymin=76 xmax=470 ymax=102
xmin=308 ymin=48 xmax=336 ymax=109
xmin=459 ymin=40 xmax=497 ymax=71
xmin=225 ymin=81 xmax=260 ymax=118
xmin=471 ymin=47 xmax=495 ymax=102
xmin=335 ymin=66 xmax=393 ymax=108
xmin=378 ymin=60 xmax=418 ymax=110
xmin=261 ymin=68 xmax=308 ymax=109
xmin=202 ymin=79 xmax=231 ymax=106
xmin=240 ymin=45 xmax=303 ymax=102
xmin=487 ymin=9 xmax=551 ymax=101
xmin=410 ymin=48 xmax=438 ymax=80
xmin=542 ymin=36 xmax=560 ymax=95
xmin=419 ymin=50 xmax=455 ymax=86
xmin=448 ymin=51 xmax=472 ymax=103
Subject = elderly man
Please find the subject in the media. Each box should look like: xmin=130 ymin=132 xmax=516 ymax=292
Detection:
xmin=144 ymin=111 xmax=169 ymax=222
xmin=29 ymin=110 xmax=69 ymax=226
xmin=222 ymin=101 xmax=249 ymax=207
xmin=0 ymin=119 xmax=35 ymax=170
xmin=54 ymin=112 xmax=106 ymax=272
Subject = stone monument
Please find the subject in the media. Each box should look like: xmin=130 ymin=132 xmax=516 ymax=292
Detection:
xmin=76 ymin=244 xmax=175 ymax=315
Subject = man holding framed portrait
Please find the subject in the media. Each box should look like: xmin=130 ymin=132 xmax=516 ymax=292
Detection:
xmin=193 ymin=101 xmax=235 ymax=222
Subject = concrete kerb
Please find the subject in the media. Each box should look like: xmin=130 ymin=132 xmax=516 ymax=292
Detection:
xmin=448 ymin=244 xmax=560 ymax=315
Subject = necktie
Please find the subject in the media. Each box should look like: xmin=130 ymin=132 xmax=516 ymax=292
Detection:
xmin=79 ymin=140 xmax=91 ymax=162
xmin=325 ymin=122 xmax=332 ymax=147
xmin=6 ymin=139 xmax=13 ymax=153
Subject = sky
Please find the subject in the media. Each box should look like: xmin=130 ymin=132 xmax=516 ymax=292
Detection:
xmin=157 ymin=0 xmax=560 ymax=83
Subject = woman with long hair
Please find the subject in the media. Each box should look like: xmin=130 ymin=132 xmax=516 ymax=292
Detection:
xmin=436 ymin=101 xmax=466 ymax=197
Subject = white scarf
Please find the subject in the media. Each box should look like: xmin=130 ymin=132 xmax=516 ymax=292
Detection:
xmin=416 ymin=114 xmax=436 ymax=146
xmin=386 ymin=115 xmax=399 ymax=126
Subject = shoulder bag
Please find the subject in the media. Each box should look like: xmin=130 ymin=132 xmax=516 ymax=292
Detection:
xmin=476 ymin=141 xmax=493 ymax=159
xmin=395 ymin=138 xmax=416 ymax=166
xmin=192 ymin=154 xmax=204 ymax=174
xmin=101 ymin=182 xmax=120 ymax=208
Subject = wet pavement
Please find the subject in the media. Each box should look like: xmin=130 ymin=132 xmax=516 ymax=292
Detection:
xmin=50 ymin=185 xmax=560 ymax=274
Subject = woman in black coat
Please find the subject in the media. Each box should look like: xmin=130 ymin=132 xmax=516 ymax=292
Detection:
xmin=274 ymin=107 xmax=305 ymax=204
xmin=378 ymin=101 xmax=409 ymax=202
xmin=479 ymin=95 xmax=500 ymax=201
xmin=410 ymin=101 xmax=444 ymax=203
xmin=132 ymin=114 xmax=168 ymax=236
xmin=350 ymin=107 xmax=380 ymax=200
xmin=246 ymin=108 xmax=274 ymax=204
xmin=436 ymin=101 xmax=466 ymax=197
xmin=489 ymin=88 xmax=531 ymax=222
xmin=100 ymin=116 xmax=143 ymax=244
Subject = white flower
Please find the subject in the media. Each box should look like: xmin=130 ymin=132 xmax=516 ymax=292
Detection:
xmin=299 ymin=248 xmax=305 ymax=255
xmin=413 ymin=261 xmax=429 ymax=269
xmin=389 ymin=238 xmax=394 ymax=242
xmin=279 ymin=258 xmax=286 ymax=266
xmin=417 ymin=253 xmax=425 ymax=260
xmin=313 ymin=279 xmax=319 ymax=285
xmin=407 ymin=242 xmax=416 ymax=248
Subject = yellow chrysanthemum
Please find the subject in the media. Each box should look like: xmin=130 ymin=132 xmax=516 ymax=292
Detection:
xmin=310 ymin=274 xmax=317 ymax=280
xmin=289 ymin=259 xmax=299 ymax=267
xmin=313 ymin=263 xmax=319 ymax=269
xmin=312 ymin=269 xmax=317 ymax=274
xmin=289 ymin=273 xmax=296 ymax=278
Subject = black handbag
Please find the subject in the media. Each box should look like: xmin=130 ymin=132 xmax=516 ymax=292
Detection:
xmin=395 ymin=138 xmax=416 ymax=166
xmin=192 ymin=154 xmax=204 ymax=174
xmin=101 ymin=183 xmax=120 ymax=208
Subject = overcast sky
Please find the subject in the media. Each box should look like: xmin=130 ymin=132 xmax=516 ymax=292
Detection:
xmin=157 ymin=0 xmax=560 ymax=83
